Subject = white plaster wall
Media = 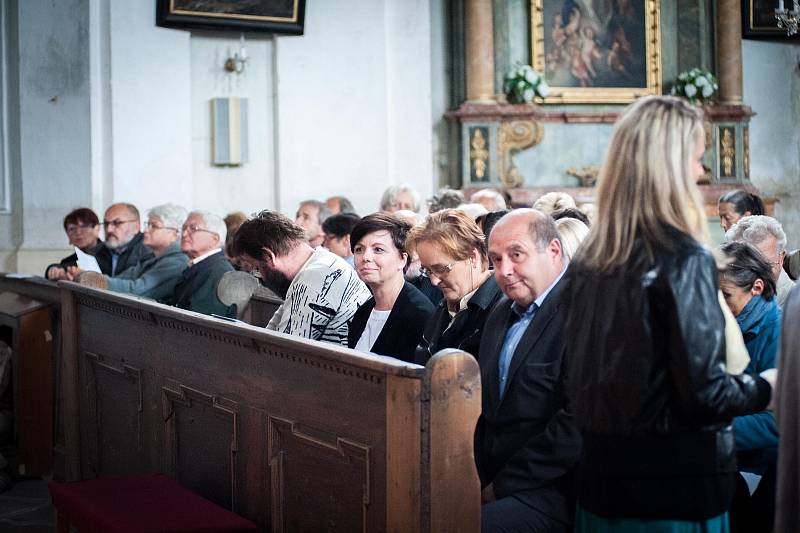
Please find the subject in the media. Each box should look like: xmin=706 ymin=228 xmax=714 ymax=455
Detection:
xmin=4 ymin=0 xmax=437 ymax=273
xmin=743 ymin=40 xmax=800 ymax=248
xmin=274 ymin=0 xmax=434 ymax=216
xmin=108 ymin=0 xmax=192 ymax=212
xmin=15 ymin=0 xmax=94 ymax=272
xmin=189 ymin=32 xmax=275 ymax=217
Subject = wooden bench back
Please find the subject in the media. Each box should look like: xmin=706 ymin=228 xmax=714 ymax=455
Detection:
xmin=60 ymin=283 xmax=480 ymax=532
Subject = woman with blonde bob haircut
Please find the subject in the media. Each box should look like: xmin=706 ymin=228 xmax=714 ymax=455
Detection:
xmin=562 ymin=96 xmax=775 ymax=532
xmin=555 ymin=217 xmax=589 ymax=261
xmin=406 ymin=209 xmax=503 ymax=365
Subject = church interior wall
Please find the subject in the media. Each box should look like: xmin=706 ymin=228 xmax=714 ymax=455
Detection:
xmin=2 ymin=0 xmax=438 ymax=274
xmin=742 ymin=39 xmax=800 ymax=248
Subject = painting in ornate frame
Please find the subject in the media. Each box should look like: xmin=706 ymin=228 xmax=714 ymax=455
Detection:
xmin=156 ymin=0 xmax=306 ymax=34
xmin=742 ymin=0 xmax=800 ymax=40
xmin=530 ymin=0 xmax=662 ymax=104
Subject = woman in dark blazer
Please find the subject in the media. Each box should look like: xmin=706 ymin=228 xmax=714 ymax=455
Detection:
xmin=347 ymin=213 xmax=434 ymax=363
xmin=406 ymin=209 xmax=503 ymax=365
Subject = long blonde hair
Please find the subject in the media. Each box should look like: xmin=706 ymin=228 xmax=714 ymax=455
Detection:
xmin=578 ymin=96 xmax=709 ymax=272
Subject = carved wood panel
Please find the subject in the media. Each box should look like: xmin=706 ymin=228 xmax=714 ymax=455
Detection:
xmin=83 ymin=352 xmax=143 ymax=478
xmin=268 ymin=416 xmax=372 ymax=533
xmin=162 ymin=385 xmax=238 ymax=511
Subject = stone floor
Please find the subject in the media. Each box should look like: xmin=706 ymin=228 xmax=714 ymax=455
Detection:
xmin=0 ymin=477 xmax=53 ymax=532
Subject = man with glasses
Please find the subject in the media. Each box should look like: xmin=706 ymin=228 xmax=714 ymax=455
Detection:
xmin=163 ymin=210 xmax=234 ymax=317
xmin=727 ymin=215 xmax=796 ymax=307
xmin=80 ymin=204 xmax=189 ymax=301
xmin=100 ymin=203 xmax=154 ymax=276
xmin=232 ymin=210 xmax=370 ymax=345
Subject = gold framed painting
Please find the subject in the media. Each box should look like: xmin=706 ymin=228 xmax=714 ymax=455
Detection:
xmin=531 ymin=0 xmax=662 ymax=104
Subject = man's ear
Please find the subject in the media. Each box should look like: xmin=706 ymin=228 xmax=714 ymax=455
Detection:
xmin=261 ymin=247 xmax=277 ymax=266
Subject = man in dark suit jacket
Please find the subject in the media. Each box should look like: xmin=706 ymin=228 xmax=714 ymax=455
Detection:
xmin=475 ymin=209 xmax=581 ymax=532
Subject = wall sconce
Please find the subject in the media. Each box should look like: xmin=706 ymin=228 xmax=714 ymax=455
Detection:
xmin=224 ymin=34 xmax=248 ymax=74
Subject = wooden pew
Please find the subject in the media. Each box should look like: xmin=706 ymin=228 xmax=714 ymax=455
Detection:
xmin=0 ymin=274 xmax=61 ymax=477
xmin=60 ymin=282 xmax=481 ymax=532
xmin=241 ymin=292 xmax=283 ymax=328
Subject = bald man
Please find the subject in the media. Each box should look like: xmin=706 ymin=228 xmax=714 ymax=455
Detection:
xmin=474 ymin=209 xmax=580 ymax=532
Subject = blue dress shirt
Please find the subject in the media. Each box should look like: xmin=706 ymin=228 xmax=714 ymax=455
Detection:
xmin=497 ymin=268 xmax=566 ymax=399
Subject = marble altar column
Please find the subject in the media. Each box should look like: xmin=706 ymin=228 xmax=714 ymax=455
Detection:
xmin=717 ymin=0 xmax=743 ymax=105
xmin=465 ymin=0 xmax=494 ymax=103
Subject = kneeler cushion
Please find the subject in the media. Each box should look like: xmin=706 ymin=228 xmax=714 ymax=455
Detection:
xmin=49 ymin=472 xmax=258 ymax=533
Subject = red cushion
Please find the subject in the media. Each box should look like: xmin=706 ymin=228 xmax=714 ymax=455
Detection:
xmin=49 ymin=473 xmax=258 ymax=533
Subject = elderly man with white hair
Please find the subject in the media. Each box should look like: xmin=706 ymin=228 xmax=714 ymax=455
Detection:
xmin=380 ymin=183 xmax=421 ymax=213
xmin=470 ymin=188 xmax=507 ymax=212
xmin=727 ymin=215 xmax=796 ymax=307
xmin=164 ymin=210 xmax=234 ymax=317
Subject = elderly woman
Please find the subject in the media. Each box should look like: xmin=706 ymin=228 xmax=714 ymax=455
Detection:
xmin=347 ymin=213 xmax=434 ymax=363
xmin=406 ymin=209 xmax=503 ymax=365
xmin=45 ymin=208 xmax=106 ymax=280
xmin=719 ymin=241 xmax=781 ymax=533
xmin=75 ymin=204 xmax=189 ymax=301
xmin=563 ymin=96 xmax=774 ymax=531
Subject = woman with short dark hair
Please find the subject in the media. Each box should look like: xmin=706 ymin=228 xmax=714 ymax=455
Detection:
xmin=719 ymin=189 xmax=765 ymax=232
xmin=347 ymin=213 xmax=434 ymax=363
xmin=719 ymin=241 xmax=781 ymax=532
xmin=45 ymin=208 xmax=105 ymax=280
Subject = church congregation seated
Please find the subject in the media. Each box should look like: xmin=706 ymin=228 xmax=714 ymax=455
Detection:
xmin=232 ymin=210 xmax=370 ymax=344
xmin=347 ymin=213 xmax=434 ymax=362
xmin=163 ymin=210 xmax=234 ymax=317
xmin=45 ymin=208 xmax=105 ymax=280
xmin=8 ymin=5 xmax=800 ymax=530
xmin=726 ymin=215 xmax=795 ymax=307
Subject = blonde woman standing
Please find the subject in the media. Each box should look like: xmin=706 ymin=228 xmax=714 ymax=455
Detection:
xmin=562 ymin=96 xmax=776 ymax=532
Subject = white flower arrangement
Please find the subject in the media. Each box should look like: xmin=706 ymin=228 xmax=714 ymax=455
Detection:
xmin=503 ymin=64 xmax=550 ymax=104
xmin=671 ymin=68 xmax=719 ymax=105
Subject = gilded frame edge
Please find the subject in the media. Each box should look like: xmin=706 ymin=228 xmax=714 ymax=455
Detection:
xmin=530 ymin=0 xmax=662 ymax=104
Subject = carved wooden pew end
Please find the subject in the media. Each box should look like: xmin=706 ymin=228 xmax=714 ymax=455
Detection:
xmin=48 ymin=473 xmax=257 ymax=533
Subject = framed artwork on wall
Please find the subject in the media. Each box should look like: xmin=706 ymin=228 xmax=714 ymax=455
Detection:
xmin=531 ymin=0 xmax=662 ymax=104
xmin=742 ymin=0 xmax=800 ymax=39
xmin=156 ymin=0 xmax=306 ymax=34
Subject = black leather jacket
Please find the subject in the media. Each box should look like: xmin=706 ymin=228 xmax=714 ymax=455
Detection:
xmin=563 ymin=230 xmax=771 ymax=521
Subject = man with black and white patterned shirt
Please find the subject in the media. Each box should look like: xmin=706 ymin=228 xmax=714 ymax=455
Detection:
xmin=232 ymin=210 xmax=370 ymax=345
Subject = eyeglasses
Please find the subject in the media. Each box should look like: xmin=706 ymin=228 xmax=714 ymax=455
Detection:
xmin=181 ymin=223 xmax=217 ymax=235
xmin=102 ymin=219 xmax=137 ymax=229
xmin=66 ymin=223 xmax=96 ymax=234
xmin=420 ymin=261 xmax=457 ymax=278
xmin=144 ymin=221 xmax=178 ymax=232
